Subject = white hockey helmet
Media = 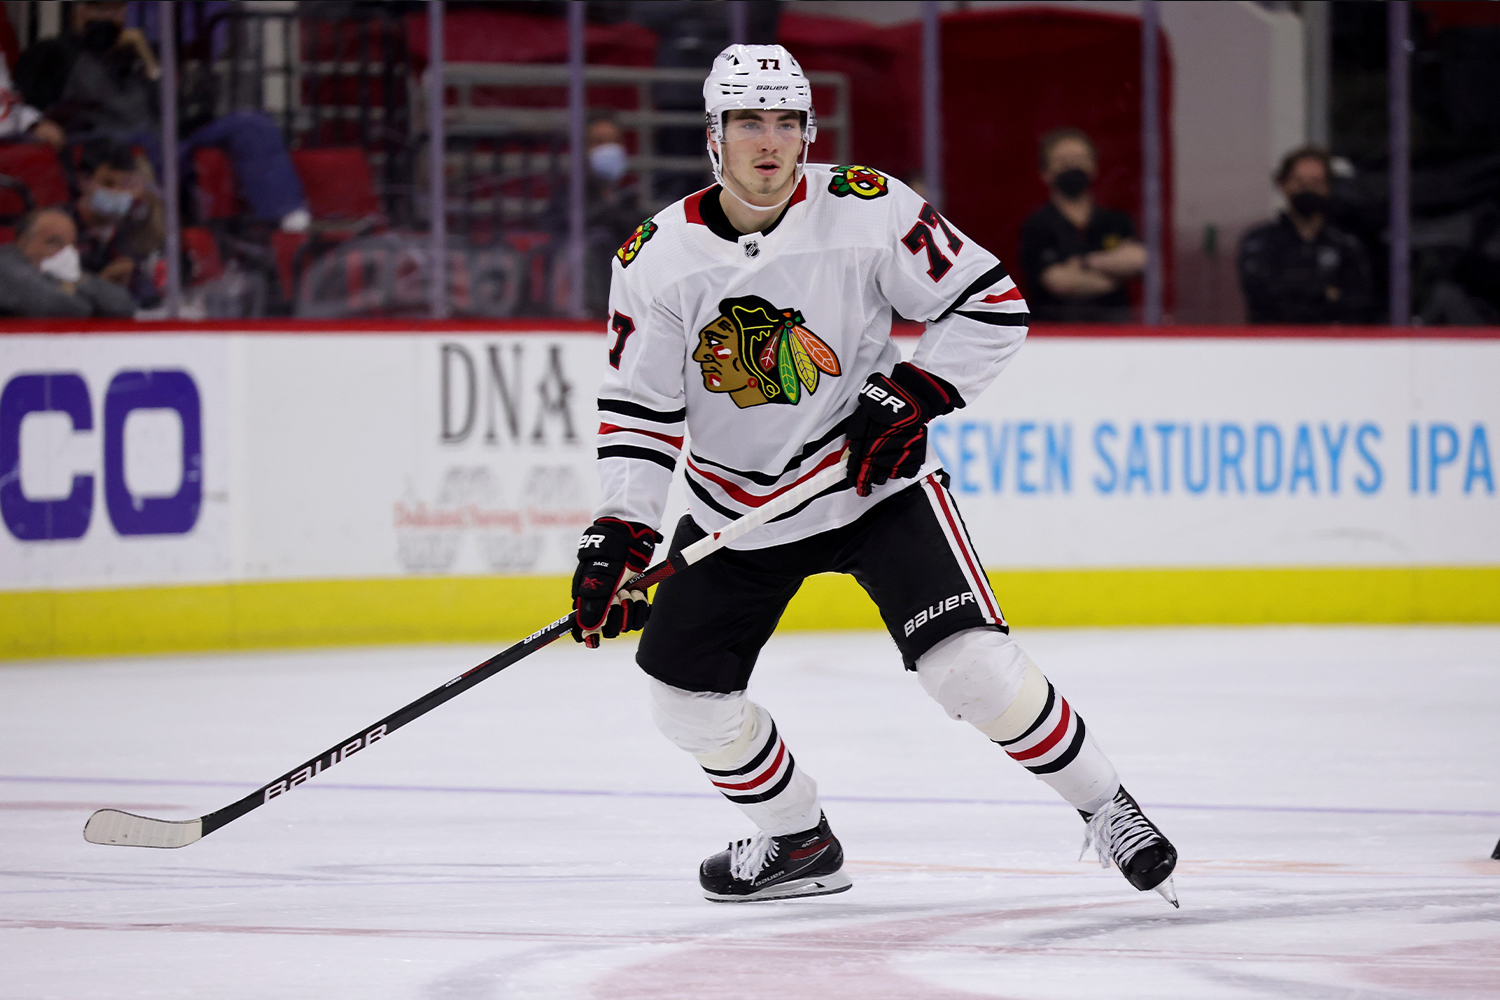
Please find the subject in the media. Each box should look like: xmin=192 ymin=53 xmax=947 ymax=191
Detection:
xmin=703 ymin=44 xmax=817 ymax=194
xmin=703 ymin=44 xmax=818 ymax=144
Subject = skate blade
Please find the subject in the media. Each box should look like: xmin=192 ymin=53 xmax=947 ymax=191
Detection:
xmin=1153 ymin=876 xmax=1179 ymax=909
xmin=703 ymin=871 xmax=853 ymax=903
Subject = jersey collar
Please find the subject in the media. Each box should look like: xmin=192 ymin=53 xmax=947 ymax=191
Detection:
xmin=684 ymin=178 xmax=808 ymax=262
xmin=686 ymin=177 xmax=807 ymax=240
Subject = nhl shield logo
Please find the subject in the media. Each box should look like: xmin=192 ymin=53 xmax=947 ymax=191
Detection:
xmin=743 ymin=240 xmax=760 ymax=259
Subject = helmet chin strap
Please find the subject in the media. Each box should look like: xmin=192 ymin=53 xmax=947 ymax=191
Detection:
xmin=708 ymin=137 xmax=810 ymax=216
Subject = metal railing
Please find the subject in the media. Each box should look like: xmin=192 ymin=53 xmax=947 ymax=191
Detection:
xmin=184 ymin=6 xmax=417 ymax=223
xmin=438 ymin=63 xmax=852 ymax=219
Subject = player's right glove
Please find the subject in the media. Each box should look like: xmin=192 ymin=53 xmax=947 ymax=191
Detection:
xmin=571 ymin=518 xmax=662 ymax=648
xmin=845 ymin=362 xmax=962 ymax=497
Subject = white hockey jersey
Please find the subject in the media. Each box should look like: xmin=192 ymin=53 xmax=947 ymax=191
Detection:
xmin=595 ymin=163 xmax=1029 ymax=549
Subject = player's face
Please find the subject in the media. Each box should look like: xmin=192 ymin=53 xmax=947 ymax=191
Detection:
xmin=714 ymin=110 xmax=804 ymax=203
xmin=693 ymin=316 xmax=750 ymax=393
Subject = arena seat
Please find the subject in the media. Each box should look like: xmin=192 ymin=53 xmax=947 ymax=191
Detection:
xmin=274 ymin=148 xmax=385 ymax=304
xmin=0 ymin=144 xmax=70 ymax=220
xmin=290 ymin=147 xmax=381 ymax=224
xmin=191 ymin=146 xmax=246 ymax=221
xmin=182 ymin=226 xmax=225 ymax=284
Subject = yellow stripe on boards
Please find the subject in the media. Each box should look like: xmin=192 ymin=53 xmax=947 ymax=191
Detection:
xmin=2 ymin=567 xmax=1498 ymax=660
xmin=783 ymin=567 xmax=1500 ymax=628
xmin=0 ymin=577 xmax=574 ymax=660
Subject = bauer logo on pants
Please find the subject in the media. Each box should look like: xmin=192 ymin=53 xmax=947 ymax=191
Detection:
xmin=904 ymin=592 xmax=976 ymax=637
xmin=693 ymin=295 xmax=841 ymax=408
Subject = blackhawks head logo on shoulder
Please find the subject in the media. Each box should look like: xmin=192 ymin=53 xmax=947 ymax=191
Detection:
xmin=616 ymin=218 xmax=658 ymax=267
xmin=827 ymin=164 xmax=889 ymax=199
xmin=694 ymin=296 xmax=841 ymax=408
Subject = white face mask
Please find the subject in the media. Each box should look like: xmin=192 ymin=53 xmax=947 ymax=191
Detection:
xmin=588 ymin=142 xmax=628 ymax=183
xmin=89 ymin=186 xmax=134 ymax=219
xmin=38 ymin=244 xmax=82 ymax=283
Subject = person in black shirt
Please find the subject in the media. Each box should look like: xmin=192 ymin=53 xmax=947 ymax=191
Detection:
xmin=1019 ymin=128 xmax=1147 ymax=322
xmin=541 ymin=110 xmax=646 ymax=317
xmin=1238 ymin=147 xmax=1374 ymax=324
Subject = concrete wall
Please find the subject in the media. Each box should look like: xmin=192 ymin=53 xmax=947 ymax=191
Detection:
xmin=787 ymin=0 xmax=1308 ymax=323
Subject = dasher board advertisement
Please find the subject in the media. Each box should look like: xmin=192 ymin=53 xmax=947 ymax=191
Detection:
xmin=2 ymin=330 xmax=1497 ymax=596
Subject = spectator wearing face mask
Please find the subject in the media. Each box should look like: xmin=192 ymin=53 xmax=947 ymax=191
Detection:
xmin=544 ymin=109 xmax=643 ymax=317
xmin=68 ymin=137 xmax=165 ymax=304
xmin=15 ymin=0 xmax=311 ymax=233
xmin=0 ymin=206 xmax=135 ymax=317
xmin=1019 ymin=127 xmax=1147 ymax=323
xmin=1239 ymin=146 xmax=1374 ymax=324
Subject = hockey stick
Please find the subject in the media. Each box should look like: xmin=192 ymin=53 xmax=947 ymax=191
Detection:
xmin=83 ymin=452 xmax=851 ymax=849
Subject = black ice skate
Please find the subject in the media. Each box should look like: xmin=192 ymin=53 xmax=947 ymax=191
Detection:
xmin=700 ymin=813 xmax=852 ymax=902
xmin=1079 ymin=786 xmax=1179 ymax=908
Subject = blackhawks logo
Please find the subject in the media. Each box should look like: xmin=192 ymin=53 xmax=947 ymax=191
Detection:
xmin=827 ymin=164 xmax=890 ymax=199
xmin=616 ymin=218 xmax=658 ymax=267
xmin=694 ymin=296 xmax=842 ymax=409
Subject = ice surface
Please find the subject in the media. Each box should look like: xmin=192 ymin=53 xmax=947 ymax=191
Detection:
xmin=1 ymin=626 xmax=1497 ymax=999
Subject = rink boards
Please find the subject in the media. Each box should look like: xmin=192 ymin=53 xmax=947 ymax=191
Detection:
xmin=1 ymin=322 xmax=1497 ymax=656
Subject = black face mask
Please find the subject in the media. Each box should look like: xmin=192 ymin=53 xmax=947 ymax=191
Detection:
xmin=1051 ymin=167 xmax=1091 ymax=200
xmin=1289 ymin=191 xmax=1328 ymax=218
xmin=80 ymin=20 xmax=123 ymax=54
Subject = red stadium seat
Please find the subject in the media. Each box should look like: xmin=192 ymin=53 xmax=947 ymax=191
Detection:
xmin=290 ymin=148 xmax=381 ymax=223
xmin=0 ymin=143 xmax=70 ymax=219
xmin=271 ymin=229 xmax=310 ymax=302
xmin=191 ymin=146 xmax=246 ymax=221
xmin=181 ymin=226 xmax=225 ymax=285
xmin=278 ymin=148 xmax=383 ymax=306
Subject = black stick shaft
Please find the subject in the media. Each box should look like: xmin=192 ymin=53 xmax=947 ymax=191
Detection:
xmin=199 ymin=556 xmax=684 ymax=837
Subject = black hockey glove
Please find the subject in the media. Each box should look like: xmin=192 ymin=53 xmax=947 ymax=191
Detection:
xmin=846 ymin=362 xmax=962 ymax=497
xmin=572 ymin=518 xmax=662 ymax=648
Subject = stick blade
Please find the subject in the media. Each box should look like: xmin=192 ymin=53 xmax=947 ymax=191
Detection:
xmin=84 ymin=809 xmax=203 ymax=849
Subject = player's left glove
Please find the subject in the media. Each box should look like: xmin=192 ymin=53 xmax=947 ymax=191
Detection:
xmin=846 ymin=362 xmax=962 ymax=497
xmin=572 ymin=518 xmax=662 ymax=648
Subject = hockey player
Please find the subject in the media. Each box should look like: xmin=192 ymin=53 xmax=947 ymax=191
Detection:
xmin=571 ymin=44 xmax=1178 ymax=906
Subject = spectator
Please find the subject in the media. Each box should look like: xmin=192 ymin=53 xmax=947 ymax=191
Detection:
xmin=1019 ymin=127 xmax=1147 ymax=322
xmin=0 ymin=58 xmax=64 ymax=146
xmin=15 ymin=1 xmax=310 ymax=231
xmin=69 ymin=137 xmax=164 ymax=305
xmin=584 ymin=110 xmax=645 ymax=237
xmin=546 ymin=109 xmax=645 ymax=317
xmin=1239 ymin=146 xmax=1374 ymax=324
xmin=0 ymin=206 xmax=135 ymax=317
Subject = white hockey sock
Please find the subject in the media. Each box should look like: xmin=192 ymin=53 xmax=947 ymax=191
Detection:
xmin=975 ymin=665 xmax=1120 ymax=815
xmin=695 ymin=703 xmax=823 ymax=837
xmin=915 ymin=630 xmax=1119 ymax=815
xmin=648 ymin=679 xmax=822 ymax=837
